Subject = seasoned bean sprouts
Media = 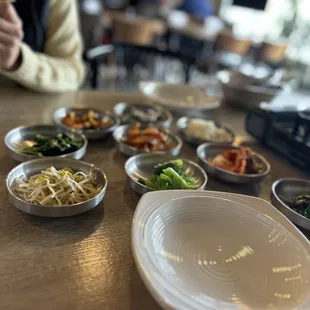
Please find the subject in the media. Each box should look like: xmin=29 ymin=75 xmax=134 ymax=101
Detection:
xmin=12 ymin=167 xmax=102 ymax=206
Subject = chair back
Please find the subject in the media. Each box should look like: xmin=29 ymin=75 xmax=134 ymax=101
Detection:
xmin=215 ymin=30 xmax=252 ymax=55
xmin=112 ymin=14 xmax=165 ymax=46
xmin=259 ymin=41 xmax=288 ymax=65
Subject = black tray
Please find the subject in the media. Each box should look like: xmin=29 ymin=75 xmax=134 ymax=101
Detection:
xmin=246 ymin=107 xmax=310 ymax=170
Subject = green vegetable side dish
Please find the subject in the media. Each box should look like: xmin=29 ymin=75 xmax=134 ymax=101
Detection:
xmin=280 ymin=191 xmax=310 ymax=219
xmin=138 ymin=159 xmax=197 ymax=190
xmin=18 ymin=133 xmax=83 ymax=157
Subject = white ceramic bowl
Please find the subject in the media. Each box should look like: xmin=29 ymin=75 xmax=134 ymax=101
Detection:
xmin=139 ymin=81 xmax=221 ymax=113
xmin=132 ymin=191 xmax=310 ymax=310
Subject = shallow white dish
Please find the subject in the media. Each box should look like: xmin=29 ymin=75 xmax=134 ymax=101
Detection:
xmin=132 ymin=191 xmax=310 ymax=310
xmin=139 ymin=81 xmax=221 ymax=113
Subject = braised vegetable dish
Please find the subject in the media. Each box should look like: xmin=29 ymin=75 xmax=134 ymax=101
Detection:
xmin=62 ymin=110 xmax=112 ymax=130
xmin=18 ymin=134 xmax=83 ymax=157
xmin=211 ymin=148 xmax=264 ymax=174
xmin=123 ymin=123 xmax=171 ymax=152
xmin=139 ymin=159 xmax=197 ymax=190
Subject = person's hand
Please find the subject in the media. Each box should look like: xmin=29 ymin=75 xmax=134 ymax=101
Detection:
xmin=0 ymin=3 xmax=23 ymax=70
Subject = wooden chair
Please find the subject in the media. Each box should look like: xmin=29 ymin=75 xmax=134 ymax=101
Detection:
xmin=111 ymin=13 xmax=165 ymax=46
xmin=259 ymin=41 xmax=288 ymax=66
xmin=215 ymin=30 xmax=252 ymax=55
xmin=214 ymin=30 xmax=252 ymax=69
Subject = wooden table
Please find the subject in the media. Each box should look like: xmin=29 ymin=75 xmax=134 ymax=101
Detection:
xmin=0 ymin=89 xmax=308 ymax=310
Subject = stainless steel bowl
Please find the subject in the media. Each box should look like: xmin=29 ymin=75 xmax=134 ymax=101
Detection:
xmin=5 ymin=125 xmax=87 ymax=163
xmin=217 ymin=70 xmax=280 ymax=109
xmin=6 ymin=157 xmax=107 ymax=217
xmin=113 ymin=102 xmax=173 ymax=128
xmin=176 ymin=117 xmax=235 ymax=147
xmin=113 ymin=124 xmax=182 ymax=157
xmin=125 ymin=153 xmax=208 ymax=195
xmin=197 ymin=143 xmax=270 ymax=184
xmin=271 ymin=178 xmax=310 ymax=230
xmin=54 ymin=107 xmax=119 ymax=140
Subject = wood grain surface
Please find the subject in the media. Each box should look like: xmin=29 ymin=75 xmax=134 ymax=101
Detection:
xmin=0 ymin=89 xmax=308 ymax=310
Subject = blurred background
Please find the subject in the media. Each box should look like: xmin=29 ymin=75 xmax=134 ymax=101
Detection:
xmin=79 ymin=0 xmax=310 ymax=96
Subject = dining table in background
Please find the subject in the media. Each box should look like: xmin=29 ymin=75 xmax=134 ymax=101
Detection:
xmin=0 ymin=88 xmax=308 ymax=310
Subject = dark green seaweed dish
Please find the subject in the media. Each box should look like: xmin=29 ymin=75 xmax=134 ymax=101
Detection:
xmin=18 ymin=133 xmax=83 ymax=157
xmin=280 ymin=191 xmax=310 ymax=219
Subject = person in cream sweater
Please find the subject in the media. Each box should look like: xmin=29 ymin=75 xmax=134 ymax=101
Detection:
xmin=0 ymin=0 xmax=85 ymax=93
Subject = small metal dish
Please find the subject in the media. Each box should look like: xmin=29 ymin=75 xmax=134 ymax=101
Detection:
xmin=6 ymin=157 xmax=107 ymax=217
xmin=5 ymin=125 xmax=87 ymax=163
xmin=54 ymin=107 xmax=119 ymax=140
xmin=125 ymin=153 xmax=208 ymax=195
xmin=176 ymin=117 xmax=235 ymax=146
xmin=197 ymin=143 xmax=270 ymax=184
xmin=271 ymin=178 xmax=310 ymax=230
xmin=113 ymin=124 xmax=182 ymax=157
xmin=113 ymin=102 xmax=173 ymax=128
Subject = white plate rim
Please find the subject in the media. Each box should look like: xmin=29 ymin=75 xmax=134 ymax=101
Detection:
xmin=132 ymin=190 xmax=310 ymax=310
xmin=139 ymin=81 xmax=222 ymax=112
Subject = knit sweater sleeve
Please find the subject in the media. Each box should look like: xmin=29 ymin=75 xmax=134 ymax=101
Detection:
xmin=0 ymin=0 xmax=85 ymax=93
